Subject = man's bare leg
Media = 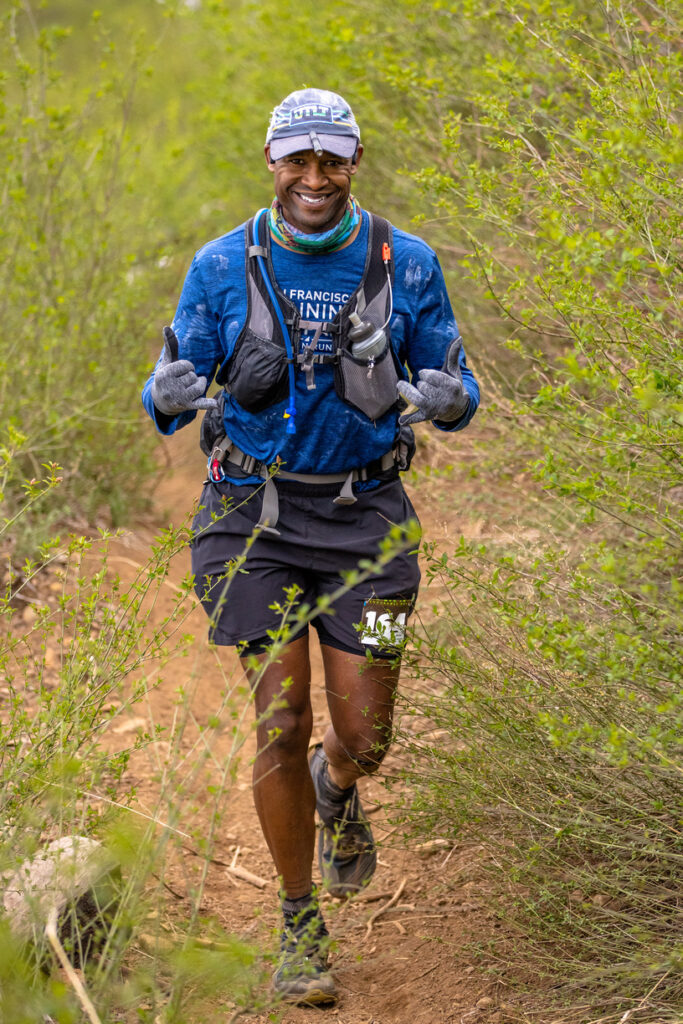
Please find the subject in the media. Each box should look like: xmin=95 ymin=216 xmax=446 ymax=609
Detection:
xmin=305 ymin=645 xmax=400 ymax=897
xmin=321 ymin=645 xmax=401 ymax=788
xmin=242 ymin=634 xmax=315 ymax=898
xmin=242 ymin=634 xmax=337 ymax=1003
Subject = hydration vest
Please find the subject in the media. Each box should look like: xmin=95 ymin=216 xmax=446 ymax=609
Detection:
xmin=215 ymin=211 xmax=401 ymax=423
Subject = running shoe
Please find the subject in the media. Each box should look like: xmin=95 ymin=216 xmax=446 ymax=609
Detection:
xmin=272 ymin=904 xmax=337 ymax=1005
xmin=309 ymin=743 xmax=377 ymax=898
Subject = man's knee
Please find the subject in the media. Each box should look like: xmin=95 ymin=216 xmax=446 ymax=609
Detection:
xmin=257 ymin=706 xmax=311 ymax=762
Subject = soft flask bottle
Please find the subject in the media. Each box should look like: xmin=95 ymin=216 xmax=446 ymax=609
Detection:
xmin=348 ymin=312 xmax=388 ymax=370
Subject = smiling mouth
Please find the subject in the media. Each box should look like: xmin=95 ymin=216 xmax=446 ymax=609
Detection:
xmin=295 ymin=192 xmax=332 ymax=206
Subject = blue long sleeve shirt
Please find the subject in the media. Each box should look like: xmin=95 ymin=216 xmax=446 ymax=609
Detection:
xmin=142 ymin=210 xmax=479 ymax=477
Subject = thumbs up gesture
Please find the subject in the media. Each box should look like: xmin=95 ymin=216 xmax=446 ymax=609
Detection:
xmin=397 ymin=338 xmax=469 ymax=425
xmin=151 ymin=326 xmax=218 ymax=416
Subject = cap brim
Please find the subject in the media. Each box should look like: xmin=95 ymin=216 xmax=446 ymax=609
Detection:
xmin=269 ymin=134 xmax=358 ymax=160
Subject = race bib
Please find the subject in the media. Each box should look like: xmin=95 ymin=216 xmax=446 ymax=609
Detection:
xmin=359 ymin=597 xmax=415 ymax=648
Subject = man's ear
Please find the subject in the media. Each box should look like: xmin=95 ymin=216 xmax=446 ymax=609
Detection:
xmin=351 ymin=144 xmax=364 ymax=170
xmin=264 ymin=144 xmax=276 ymax=171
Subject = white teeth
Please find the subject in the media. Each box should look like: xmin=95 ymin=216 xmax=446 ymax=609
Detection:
xmin=299 ymin=194 xmax=327 ymax=205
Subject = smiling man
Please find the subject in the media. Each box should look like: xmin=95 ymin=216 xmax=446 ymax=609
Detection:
xmin=142 ymin=88 xmax=479 ymax=1005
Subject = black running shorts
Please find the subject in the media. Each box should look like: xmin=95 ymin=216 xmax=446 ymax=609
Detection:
xmin=190 ymin=474 xmax=421 ymax=658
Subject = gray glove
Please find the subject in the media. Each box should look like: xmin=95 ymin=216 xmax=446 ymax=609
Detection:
xmin=397 ymin=338 xmax=469 ymax=425
xmin=151 ymin=326 xmax=218 ymax=416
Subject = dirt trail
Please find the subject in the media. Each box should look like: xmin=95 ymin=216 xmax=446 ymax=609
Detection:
xmin=107 ymin=422 xmax=504 ymax=1024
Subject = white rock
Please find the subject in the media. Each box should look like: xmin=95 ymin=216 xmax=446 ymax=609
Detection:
xmin=2 ymin=835 xmax=119 ymax=944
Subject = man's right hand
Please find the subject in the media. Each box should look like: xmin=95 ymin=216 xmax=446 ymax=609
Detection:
xmin=151 ymin=326 xmax=218 ymax=416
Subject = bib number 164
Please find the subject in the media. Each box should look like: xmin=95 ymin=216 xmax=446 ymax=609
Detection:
xmin=359 ymin=597 xmax=414 ymax=648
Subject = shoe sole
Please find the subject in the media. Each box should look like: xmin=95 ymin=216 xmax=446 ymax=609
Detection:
xmin=273 ymin=977 xmax=338 ymax=1006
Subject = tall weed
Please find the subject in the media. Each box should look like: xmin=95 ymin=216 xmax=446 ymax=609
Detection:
xmin=355 ymin=1 xmax=683 ymax=1018
xmin=0 ymin=463 xmax=265 ymax=1021
xmin=0 ymin=4 xmax=173 ymax=550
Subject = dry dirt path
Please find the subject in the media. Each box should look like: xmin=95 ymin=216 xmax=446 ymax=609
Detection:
xmin=106 ymin=421 xmax=506 ymax=1024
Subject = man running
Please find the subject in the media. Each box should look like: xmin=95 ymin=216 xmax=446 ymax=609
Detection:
xmin=142 ymin=87 xmax=479 ymax=1005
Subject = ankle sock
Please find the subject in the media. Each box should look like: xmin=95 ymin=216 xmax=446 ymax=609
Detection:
xmin=282 ymin=892 xmax=317 ymax=920
xmin=282 ymin=891 xmax=328 ymax=946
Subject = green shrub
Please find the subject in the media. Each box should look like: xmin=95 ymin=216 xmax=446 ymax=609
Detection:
xmin=0 ymin=7 xmax=174 ymax=545
xmin=360 ymin=1 xmax=683 ymax=1018
xmin=398 ymin=537 xmax=681 ymax=1019
xmin=0 ymin=462 xmax=264 ymax=1021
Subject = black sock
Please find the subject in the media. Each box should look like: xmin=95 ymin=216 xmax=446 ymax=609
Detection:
xmin=282 ymin=892 xmax=317 ymax=920
xmin=282 ymin=891 xmax=328 ymax=943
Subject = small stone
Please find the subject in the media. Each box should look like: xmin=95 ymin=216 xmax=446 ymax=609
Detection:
xmin=22 ymin=605 xmax=37 ymax=625
xmin=476 ymin=996 xmax=495 ymax=1009
xmin=416 ymin=838 xmax=450 ymax=856
xmin=111 ymin=716 xmax=147 ymax=735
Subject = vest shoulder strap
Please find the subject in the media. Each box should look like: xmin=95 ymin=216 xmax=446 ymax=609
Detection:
xmin=253 ymin=211 xmax=300 ymax=325
xmin=333 ymin=213 xmax=394 ymax=337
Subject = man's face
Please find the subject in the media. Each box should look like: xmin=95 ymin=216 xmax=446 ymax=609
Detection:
xmin=265 ymin=145 xmax=363 ymax=234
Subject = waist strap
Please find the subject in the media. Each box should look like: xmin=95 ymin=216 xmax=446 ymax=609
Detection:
xmin=208 ymin=438 xmax=397 ymax=535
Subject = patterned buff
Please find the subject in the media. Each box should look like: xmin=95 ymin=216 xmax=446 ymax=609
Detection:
xmin=268 ymin=196 xmax=361 ymax=253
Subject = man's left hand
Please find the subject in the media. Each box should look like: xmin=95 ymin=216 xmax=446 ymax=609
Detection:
xmin=397 ymin=338 xmax=469 ymax=425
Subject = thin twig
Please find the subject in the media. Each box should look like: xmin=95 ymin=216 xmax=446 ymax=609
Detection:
xmin=45 ymin=907 xmax=102 ymax=1024
xmin=364 ymin=876 xmax=407 ymax=940
xmin=227 ymin=864 xmax=268 ymax=889
xmin=351 ymin=888 xmax=399 ymax=903
xmin=397 ymin=961 xmax=440 ymax=987
xmin=439 ymin=843 xmax=458 ymax=869
xmin=225 ymin=846 xmax=268 ymax=889
xmin=151 ymin=873 xmax=186 ymax=901
xmin=616 ymin=971 xmax=671 ymax=1023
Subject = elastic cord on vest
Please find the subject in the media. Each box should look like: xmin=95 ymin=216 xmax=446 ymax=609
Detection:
xmin=253 ymin=208 xmax=298 ymax=435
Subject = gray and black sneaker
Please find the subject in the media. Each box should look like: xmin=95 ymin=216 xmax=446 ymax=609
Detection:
xmin=310 ymin=743 xmax=377 ymax=898
xmin=272 ymin=902 xmax=337 ymax=1005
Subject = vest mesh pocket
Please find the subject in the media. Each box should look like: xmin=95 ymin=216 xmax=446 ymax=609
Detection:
xmin=336 ymin=344 xmax=399 ymax=421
